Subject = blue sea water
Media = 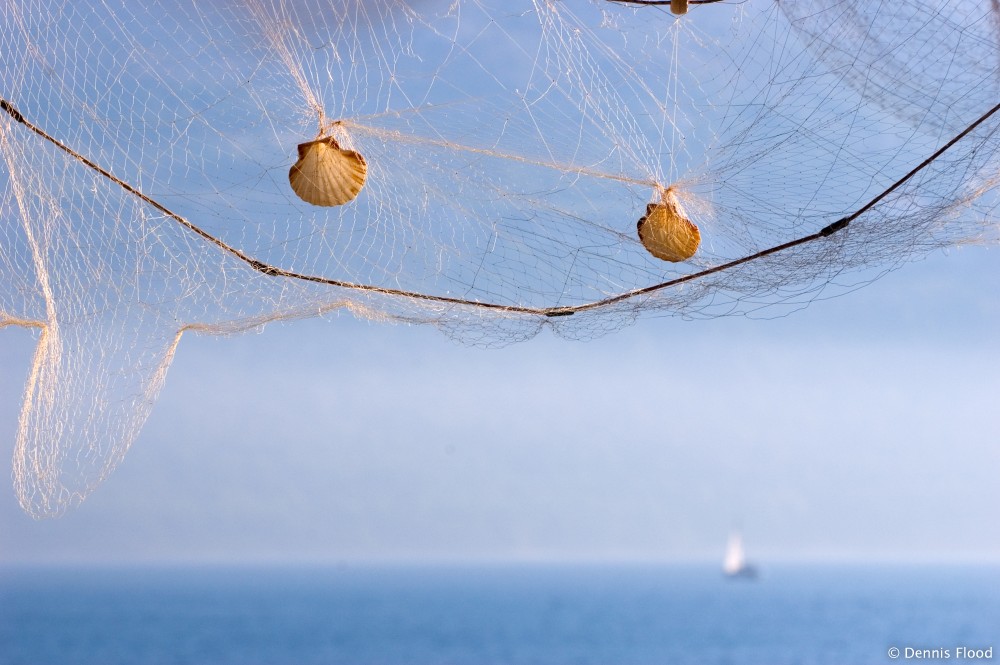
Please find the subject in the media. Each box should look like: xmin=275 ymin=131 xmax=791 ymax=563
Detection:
xmin=1 ymin=564 xmax=997 ymax=665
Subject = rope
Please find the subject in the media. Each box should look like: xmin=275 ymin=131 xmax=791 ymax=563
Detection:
xmin=3 ymin=96 xmax=997 ymax=318
xmin=605 ymin=1 xmax=729 ymax=6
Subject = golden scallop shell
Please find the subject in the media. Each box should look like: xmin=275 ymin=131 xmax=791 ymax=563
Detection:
xmin=288 ymin=136 xmax=367 ymax=207
xmin=637 ymin=189 xmax=700 ymax=262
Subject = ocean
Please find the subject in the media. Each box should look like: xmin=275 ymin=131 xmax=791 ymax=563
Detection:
xmin=1 ymin=564 xmax=997 ymax=665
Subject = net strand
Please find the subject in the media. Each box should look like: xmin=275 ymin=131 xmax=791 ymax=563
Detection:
xmin=605 ymin=1 xmax=728 ymax=5
xmin=2 ymin=95 xmax=995 ymax=319
xmin=3 ymin=0 xmax=1000 ymax=518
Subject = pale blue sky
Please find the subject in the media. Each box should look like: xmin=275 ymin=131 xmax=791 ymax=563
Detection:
xmin=2 ymin=245 xmax=997 ymax=565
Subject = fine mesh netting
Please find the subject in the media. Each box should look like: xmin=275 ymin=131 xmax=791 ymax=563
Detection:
xmin=2 ymin=0 xmax=999 ymax=517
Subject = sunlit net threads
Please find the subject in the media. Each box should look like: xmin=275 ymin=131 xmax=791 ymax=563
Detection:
xmin=3 ymin=0 xmax=1000 ymax=519
xmin=637 ymin=188 xmax=700 ymax=262
xmin=777 ymin=0 xmax=1000 ymax=137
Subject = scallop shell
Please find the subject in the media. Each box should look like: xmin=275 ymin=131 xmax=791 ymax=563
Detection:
xmin=670 ymin=0 xmax=688 ymax=15
xmin=637 ymin=189 xmax=700 ymax=262
xmin=288 ymin=136 xmax=367 ymax=207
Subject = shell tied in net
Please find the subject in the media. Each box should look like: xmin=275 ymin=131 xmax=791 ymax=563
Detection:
xmin=637 ymin=189 xmax=700 ymax=263
xmin=288 ymin=136 xmax=367 ymax=207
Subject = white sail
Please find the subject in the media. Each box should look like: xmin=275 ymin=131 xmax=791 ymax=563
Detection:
xmin=723 ymin=532 xmax=746 ymax=575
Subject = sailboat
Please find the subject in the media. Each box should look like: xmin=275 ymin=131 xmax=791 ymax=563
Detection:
xmin=722 ymin=531 xmax=758 ymax=579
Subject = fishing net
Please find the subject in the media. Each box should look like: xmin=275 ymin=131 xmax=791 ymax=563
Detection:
xmin=2 ymin=0 xmax=998 ymax=516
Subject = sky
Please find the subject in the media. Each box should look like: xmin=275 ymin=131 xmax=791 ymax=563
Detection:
xmin=1 ymin=244 xmax=997 ymax=566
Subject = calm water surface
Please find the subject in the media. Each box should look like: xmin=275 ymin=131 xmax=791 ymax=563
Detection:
xmin=1 ymin=564 xmax=997 ymax=664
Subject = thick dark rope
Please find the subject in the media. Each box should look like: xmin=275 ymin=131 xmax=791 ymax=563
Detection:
xmin=0 ymin=98 xmax=544 ymax=315
xmin=3 ymin=96 xmax=997 ymax=318
xmin=567 ymin=99 xmax=1000 ymax=315
xmin=605 ymin=1 xmax=728 ymax=6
